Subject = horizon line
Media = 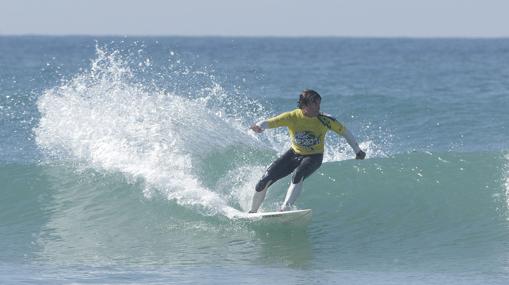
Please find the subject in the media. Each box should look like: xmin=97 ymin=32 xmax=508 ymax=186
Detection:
xmin=1 ymin=33 xmax=509 ymax=40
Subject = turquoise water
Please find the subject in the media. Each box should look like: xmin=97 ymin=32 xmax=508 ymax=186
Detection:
xmin=1 ymin=36 xmax=509 ymax=284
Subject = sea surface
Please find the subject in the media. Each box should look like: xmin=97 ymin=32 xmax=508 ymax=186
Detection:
xmin=1 ymin=36 xmax=509 ymax=284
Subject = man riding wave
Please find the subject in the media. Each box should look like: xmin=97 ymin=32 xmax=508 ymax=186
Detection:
xmin=249 ymin=89 xmax=366 ymax=213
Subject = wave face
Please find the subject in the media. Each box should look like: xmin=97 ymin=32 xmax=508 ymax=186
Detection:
xmin=2 ymin=152 xmax=509 ymax=270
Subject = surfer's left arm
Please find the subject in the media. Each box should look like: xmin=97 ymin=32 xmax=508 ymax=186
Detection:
xmin=342 ymin=127 xmax=366 ymax=160
xmin=330 ymin=119 xmax=366 ymax=160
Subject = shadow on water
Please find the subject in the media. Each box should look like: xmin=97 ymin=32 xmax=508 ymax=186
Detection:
xmin=247 ymin=223 xmax=313 ymax=268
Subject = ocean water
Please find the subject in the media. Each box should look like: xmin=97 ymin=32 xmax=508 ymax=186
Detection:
xmin=1 ymin=36 xmax=509 ymax=284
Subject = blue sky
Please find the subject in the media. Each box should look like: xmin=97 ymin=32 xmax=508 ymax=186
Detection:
xmin=1 ymin=0 xmax=508 ymax=37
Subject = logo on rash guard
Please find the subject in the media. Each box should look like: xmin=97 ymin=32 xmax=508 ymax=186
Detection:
xmin=294 ymin=131 xmax=320 ymax=148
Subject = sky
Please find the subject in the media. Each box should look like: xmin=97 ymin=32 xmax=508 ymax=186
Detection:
xmin=1 ymin=0 xmax=508 ymax=37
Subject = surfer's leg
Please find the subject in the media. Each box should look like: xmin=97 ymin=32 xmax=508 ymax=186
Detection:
xmin=255 ymin=149 xmax=300 ymax=192
xmin=280 ymin=178 xmax=303 ymax=211
xmin=250 ymin=149 xmax=300 ymax=213
xmin=280 ymin=154 xmax=323 ymax=211
xmin=250 ymin=185 xmax=269 ymax=213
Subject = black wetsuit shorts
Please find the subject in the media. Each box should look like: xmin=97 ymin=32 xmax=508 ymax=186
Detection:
xmin=255 ymin=149 xmax=323 ymax=192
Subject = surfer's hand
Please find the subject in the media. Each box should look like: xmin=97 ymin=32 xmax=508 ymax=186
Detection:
xmin=355 ymin=150 xmax=366 ymax=160
xmin=250 ymin=124 xmax=263 ymax=133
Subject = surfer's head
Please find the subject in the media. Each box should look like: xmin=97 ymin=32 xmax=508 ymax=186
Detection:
xmin=298 ymin=89 xmax=321 ymax=117
xmin=298 ymin=89 xmax=321 ymax=109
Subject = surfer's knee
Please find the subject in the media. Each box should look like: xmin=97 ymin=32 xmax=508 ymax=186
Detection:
xmin=291 ymin=166 xmax=317 ymax=183
xmin=292 ymin=173 xmax=305 ymax=184
xmin=292 ymin=155 xmax=323 ymax=183
xmin=255 ymin=179 xmax=272 ymax=192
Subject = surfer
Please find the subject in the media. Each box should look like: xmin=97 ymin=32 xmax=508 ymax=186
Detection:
xmin=249 ymin=89 xmax=366 ymax=213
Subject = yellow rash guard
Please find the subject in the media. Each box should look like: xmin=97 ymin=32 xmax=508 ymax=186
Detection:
xmin=266 ymin=109 xmax=347 ymax=155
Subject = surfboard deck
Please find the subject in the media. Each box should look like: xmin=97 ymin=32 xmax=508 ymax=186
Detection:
xmin=240 ymin=209 xmax=312 ymax=224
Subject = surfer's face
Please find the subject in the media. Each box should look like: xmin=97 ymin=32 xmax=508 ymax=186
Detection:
xmin=302 ymin=99 xmax=320 ymax=117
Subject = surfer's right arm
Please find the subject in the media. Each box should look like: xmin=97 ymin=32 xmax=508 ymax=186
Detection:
xmin=250 ymin=121 xmax=268 ymax=133
xmin=250 ymin=111 xmax=294 ymax=133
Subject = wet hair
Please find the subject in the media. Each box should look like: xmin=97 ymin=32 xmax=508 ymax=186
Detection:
xmin=297 ymin=89 xmax=321 ymax=109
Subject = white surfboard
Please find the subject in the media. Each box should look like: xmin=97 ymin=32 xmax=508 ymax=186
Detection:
xmin=241 ymin=209 xmax=312 ymax=224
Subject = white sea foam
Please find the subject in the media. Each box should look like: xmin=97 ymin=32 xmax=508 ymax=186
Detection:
xmin=35 ymin=47 xmax=262 ymax=218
